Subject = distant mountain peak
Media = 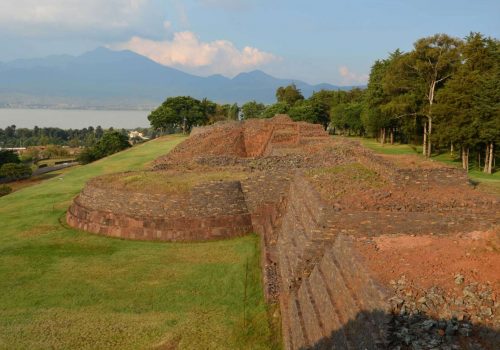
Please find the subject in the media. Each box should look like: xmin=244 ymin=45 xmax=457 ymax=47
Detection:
xmin=0 ymin=47 xmax=358 ymax=108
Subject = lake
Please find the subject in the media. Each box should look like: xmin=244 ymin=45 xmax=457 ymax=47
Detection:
xmin=0 ymin=109 xmax=151 ymax=129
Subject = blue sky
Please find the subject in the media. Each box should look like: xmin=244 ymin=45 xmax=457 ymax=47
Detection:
xmin=1 ymin=0 xmax=498 ymax=85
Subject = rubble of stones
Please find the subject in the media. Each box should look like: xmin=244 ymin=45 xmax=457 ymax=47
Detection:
xmin=387 ymin=275 xmax=498 ymax=349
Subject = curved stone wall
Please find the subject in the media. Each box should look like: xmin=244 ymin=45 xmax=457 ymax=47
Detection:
xmin=66 ymin=179 xmax=253 ymax=242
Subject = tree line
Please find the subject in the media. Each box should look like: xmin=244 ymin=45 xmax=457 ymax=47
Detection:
xmin=362 ymin=32 xmax=498 ymax=173
xmin=148 ymin=86 xmax=361 ymax=132
xmin=149 ymin=32 xmax=498 ymax=174
xmin=0 ymin=125 xmax=157 ymax=148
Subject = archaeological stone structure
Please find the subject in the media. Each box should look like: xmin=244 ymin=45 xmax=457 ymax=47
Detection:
xmin=67 ymin=115 xmax=499 ymax=349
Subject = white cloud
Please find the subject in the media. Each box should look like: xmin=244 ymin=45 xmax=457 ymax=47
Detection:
xmin=339 ymin=65 xmax=368 ymax=85
xmin=113 ymin=31 xmax=281 ymax=76
xmin=0 ymin=0 xmax=152 ymax=32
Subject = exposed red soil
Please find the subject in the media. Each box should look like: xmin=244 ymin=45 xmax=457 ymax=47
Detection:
xmin=356 ymin=229 xmax=500 ymax=293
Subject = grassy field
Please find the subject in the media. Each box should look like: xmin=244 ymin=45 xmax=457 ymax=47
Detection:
xmin=356 ymin=137 xmax=419 ymax=155
xmin=0 ymin=135 xmax=277 ymax=350
xmin=355 ymin=137 xmax=500 ymax=194
xmin=95 ymin=170 xmax=248 ymax=194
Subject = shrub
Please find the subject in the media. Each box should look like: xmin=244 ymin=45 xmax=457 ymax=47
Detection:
xmin=0 ymin=163 xmax=33 ymax=180
xmin=0 ymin=185 xmax=12 ymax=197
xmin=77 ymin=148 xmax=98 ymax=164
xmin=41 ymin=145 xmax=69 ymax=158
xmin=77 ymin=131 xmax=131 ymax=164
xmin=0 ymin=150 xmax=21 ymax=167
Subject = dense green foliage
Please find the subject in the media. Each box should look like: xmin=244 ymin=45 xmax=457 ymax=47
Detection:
xmin=241 ymin=100 xmax=266 ymax=119
xmin=0 ymin=150 xmax=21 ymax=166
xmin=148 ymin=96 xmax=204 ymax=133
xmin=0 ymin=125 xmax=107 ymax=147
xmin=0 ymin=124 xmax=160 ymax=149
xmin=261 ymin=102 xmax=289 ymax=119
xmin=289 ymin=99 xmax=330 ymax=128
xmin=77 ymin=131 xmax=131 ymax=164
xmin=363 ymin=32 xmax=499 ymax=173
xmin=0 ymin=163 xmax=32 ymax=180
xmin=148 ymin=96 xmax=238 ymax=133
xmin=276 ymin=83 xmax=304 ymax=105
xmin=20 ymin=145 xmax=70 ymax=163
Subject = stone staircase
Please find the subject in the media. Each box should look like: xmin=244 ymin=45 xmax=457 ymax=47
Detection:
xmin=273 ymin=175 xmax=390 ymax=350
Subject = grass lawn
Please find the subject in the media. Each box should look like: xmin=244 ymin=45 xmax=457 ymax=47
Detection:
xmin=354 ymin=137 xmax=419 ymax=155
xmin=0 ymin=135 xmax=277 ymax=350
xmin=353 ymin=137 xmax=500 ymax=194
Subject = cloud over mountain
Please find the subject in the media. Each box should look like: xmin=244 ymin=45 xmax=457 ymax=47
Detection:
xmin=113 ymin=31 xmax=281 ymax=76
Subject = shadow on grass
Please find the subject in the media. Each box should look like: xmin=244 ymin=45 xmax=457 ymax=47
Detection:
xmin=302 ymin=310 xmax=498 ymax=350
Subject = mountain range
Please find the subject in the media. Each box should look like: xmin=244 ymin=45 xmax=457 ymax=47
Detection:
xmin=0 ymin=47 xmax=360 ymax=109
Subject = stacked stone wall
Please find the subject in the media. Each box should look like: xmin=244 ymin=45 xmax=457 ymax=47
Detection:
xmin=271 ymin=175 xmax=389 ymax=349
xmin=243 ymin=121 xmax=274 ymax=157
xmin=67 ymin=180 xmax=253 ymax=242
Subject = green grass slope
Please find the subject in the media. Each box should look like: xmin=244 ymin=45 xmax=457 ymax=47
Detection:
xmin=355 ymin=137 xmax=500 ymax=194
xmin=0 ymin=136 xmax=276 ymax=350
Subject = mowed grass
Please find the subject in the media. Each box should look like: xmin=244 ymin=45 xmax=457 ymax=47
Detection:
xmin=356 ymin=137 xmax=418 ymax=155
xmin=96 ymin=170 xmax=248 ymax=194
xmin=355 ymin=137 xmax=500 ymax=193
xmin=0 ymin=135 xmax=276 ymax=350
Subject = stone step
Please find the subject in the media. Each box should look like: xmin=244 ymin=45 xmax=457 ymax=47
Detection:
xmin=307 ymin=264 xmax=354 ymax=349
xmin=320 ymin=249 xmax=385 ymax=348
xmin=288 ymin=296 xmax=308 ymax=350
xmin=297 ymin=280 xmax=325 ymax=344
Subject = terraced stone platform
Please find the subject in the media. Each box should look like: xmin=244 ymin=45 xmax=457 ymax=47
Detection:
xmin=67 ymin=115 xmax=499 ymax=349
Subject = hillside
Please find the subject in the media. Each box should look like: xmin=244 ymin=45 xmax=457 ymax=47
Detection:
xmin=0 ymin=48 xmax=359 ymax=109
xmin=0 ymin=136 xmax=276 ymax=349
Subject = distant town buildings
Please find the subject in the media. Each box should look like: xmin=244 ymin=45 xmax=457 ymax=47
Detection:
xmin=128 ymin=131 xmax=149 ymax=140
xmin=0 ymin=147 xmax=27 ymax=154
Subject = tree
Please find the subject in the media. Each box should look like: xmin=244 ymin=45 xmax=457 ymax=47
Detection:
xmin=309 ymin=90 xmax=337 ymax=124
xmin=435 ymin=33 xmax=499 ymax=172
xmin=262 ymin=102 xmax=289 ymax=119
xmin=93 ymin=131 xmax=131 ymax=157
xmin=241 ymin=100 xmax=266 ymax=119
xmin=5 ymin=125 xmax=16 ymax=138
xmin=0 ymin=150 xmax=21 ymax=167
xmin=276 ymin=83 xmax=304 ymax=106
xmin=229 ymin=103 xmax=240 ymax=120
xmin=201 ymin=98 xmax=217 ymax=121
xmin=405 ymin=34 xmax=462 ymax=157
xmin=78 ymin=131 xmax=131 ymax=164
xmin=362 ymin=55 xmax=401 ymax=143
xmin=77 ymin=148 xmax=99 ymax=164
xmin=289 ymin=99 xmax=330 ymax=128
xmin=148 ymin=106 xmax=178 ymax=132
xmin=95 ymin=125 xmax=104 ymax=139
xmin=210 ymin=104 xmax=230 ymax=123
xmin=0 ymin=163 xmax=32 ymax=180
xmin=331 ymin=102 xmax=364 ymax=136
xmin=148 ymin=96 xmax=208 ymax=133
